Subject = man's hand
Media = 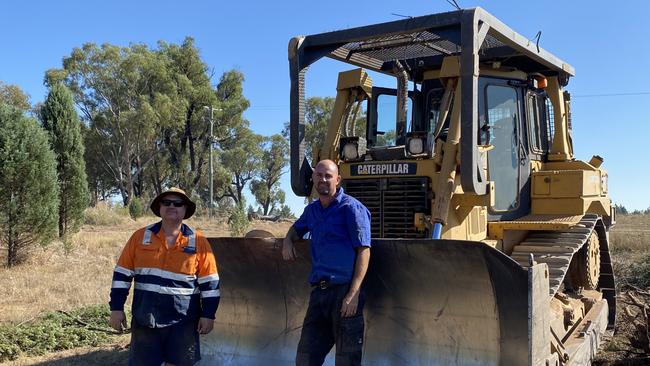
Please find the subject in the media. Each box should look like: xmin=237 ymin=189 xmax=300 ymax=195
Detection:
xmin=109 ymin=310 xmax=127 ymax=332
xmin=340 ymin=291 xmax=360 ymax=317
xmin=197 ymin=317 xmax=214 ymax=335
xmin=282 ymin=236 xmax=297 ymax=261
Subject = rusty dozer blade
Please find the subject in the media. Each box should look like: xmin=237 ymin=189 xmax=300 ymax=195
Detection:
xmin=200 ymin=238 xmax=533 ymax=365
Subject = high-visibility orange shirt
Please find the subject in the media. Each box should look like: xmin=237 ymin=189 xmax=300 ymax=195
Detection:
xmin=109 ymin=222 xmax=219 ymax=328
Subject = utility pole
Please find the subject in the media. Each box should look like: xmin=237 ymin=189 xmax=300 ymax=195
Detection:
xmin=204 ymin=106 xmax=215 ymax=219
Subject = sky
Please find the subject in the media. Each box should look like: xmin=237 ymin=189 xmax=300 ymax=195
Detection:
xmin=1 ymin=0 xmax=649 ymax=215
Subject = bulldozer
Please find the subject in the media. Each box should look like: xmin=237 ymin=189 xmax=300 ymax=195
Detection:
xmin=201 ymin=7 xmax=616 ymax=365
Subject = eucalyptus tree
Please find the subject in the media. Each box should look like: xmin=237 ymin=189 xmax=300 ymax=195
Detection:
xmin=215 ymin=125 xmax=263 ymax=206
xmin=47 ymin=38 xmax=251 ymax=207
xmin=0 ymin=81 xmax=30 ymax=111
xmin=250 ymin=134 xmax=289 ymax=215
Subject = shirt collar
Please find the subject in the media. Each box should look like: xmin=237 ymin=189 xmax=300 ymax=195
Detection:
xmin=333 ymin=187 xmax=344 ymax=203
xmin=315 ymin=187 xmax=345 ymax=209
xmin=149 ymin=221 xmax=193 ymax=237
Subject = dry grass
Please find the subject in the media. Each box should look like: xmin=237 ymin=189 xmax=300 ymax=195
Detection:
xmin=610 ymin=214 xmax=650 ymax=252
xmin=609 ymin=214 xmax=650 ymax=289
xmin=0 ymin=206 xmax=291 ymax=325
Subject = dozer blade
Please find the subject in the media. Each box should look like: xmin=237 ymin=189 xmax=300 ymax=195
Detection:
xmin=201 ymin=238 xmax=531 ymax=365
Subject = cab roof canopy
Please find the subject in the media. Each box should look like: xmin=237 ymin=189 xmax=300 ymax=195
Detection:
xmin=290 ymin=7 xmax=574 ymax=83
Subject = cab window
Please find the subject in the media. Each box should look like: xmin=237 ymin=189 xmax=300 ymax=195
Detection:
xmin=375 ymin=94 xmax=412 ymax=146
xmin=485 ymin=85 xmax=520 ymax=212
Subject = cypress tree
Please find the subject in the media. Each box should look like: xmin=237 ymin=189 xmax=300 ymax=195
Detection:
xmin=0 ymin=105 xmax=59 ymax=267
xmin=41 ymin=83 xmax=89 ymax=237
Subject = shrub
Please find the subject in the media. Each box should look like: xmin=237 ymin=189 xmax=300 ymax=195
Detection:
xmin=0 ymin=305 xmax=122 ymax=362
xmin=629 ymin=252 xmax=650 ymax=288
xmin=229 ymin=204 xmax=250 ymax=237
xmin=128 ymin=198 xmax=145 ymax=220
xmin=84 ymin=202 xmax=129 ymax=226
xmin=276 ymin=204 xmax=296 ymax=219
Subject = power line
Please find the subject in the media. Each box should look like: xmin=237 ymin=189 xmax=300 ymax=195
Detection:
xmin=572 ymin=91 xmax=650 ymax=98
xmin=244 ymin=91 xmax=650 ymax=111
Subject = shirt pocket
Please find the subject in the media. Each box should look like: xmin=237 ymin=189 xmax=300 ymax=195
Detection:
xmin=168 ymin=247 xmax=198 ymax=275
xmin=134 ymin=244 xmax=161 ymax=268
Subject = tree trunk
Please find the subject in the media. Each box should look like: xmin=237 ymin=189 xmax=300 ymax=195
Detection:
xmin=185 ymin=106 xmax=196 ymax=172
xmin=151 ymin=159 xmax=163 ymax=196
xmin=123 ymin=141 xmax=134 ymax=206
xmin=59 ymin=203 xmax=65 ymax=238
xmin=90 ymin=181 xmax=99 ymax=207
xmin=263 ymin=196 xmax=271 ymax=216
xmin=7 ymin=210 xmax=15 ymax=267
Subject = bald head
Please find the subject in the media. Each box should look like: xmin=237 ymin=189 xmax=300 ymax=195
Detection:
xmin=315 ymin=159 xmax=339 ymax=174
xmin=313 ymin=159 xmax=341 ymax=199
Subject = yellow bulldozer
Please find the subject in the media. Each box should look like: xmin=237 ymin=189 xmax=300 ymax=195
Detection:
xmin=202 ymin=7 xmax=616 ymax=365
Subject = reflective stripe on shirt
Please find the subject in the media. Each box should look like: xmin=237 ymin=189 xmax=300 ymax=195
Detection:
xmin=114 ymin=265 xmax=134 ymax=277
xmin=142 ymin=224 xmax=156 ymax=245
xmin=198 ymin=274 xmax=220 ymax=284
xmin=201 ymin=289 xmax=221 ymax=298
xmin=112 ymin=280 xmax=132 ymax=289
xmin=135 ymin=282 xmax=200 ymax=296
xmin=134 ymin=267 xmax=197 ymax=282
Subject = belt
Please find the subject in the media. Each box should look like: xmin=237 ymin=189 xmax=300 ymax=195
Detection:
xmin=311 ymin=280 xmax=344 ymax=290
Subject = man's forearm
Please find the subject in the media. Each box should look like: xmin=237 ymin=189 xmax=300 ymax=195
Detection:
xmin=348 ymin=247 xmax=370 ymax=295
xmin=285 ymin=226 xmax=300 ymax=241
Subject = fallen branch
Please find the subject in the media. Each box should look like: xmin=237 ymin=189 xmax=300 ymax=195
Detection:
xmin=629 ymin=292 xmax=647 ymax=308
xmin=56 ymin=310 xmax=129 ymax=335
xmin=624 ymin=284 xmax=650 ymax=296
xmin=17 ymin=312 xmax=44 ymax=327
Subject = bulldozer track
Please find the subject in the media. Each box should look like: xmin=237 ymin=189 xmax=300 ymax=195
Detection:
xmin=509 ymin=214 xmax=614 ymax=298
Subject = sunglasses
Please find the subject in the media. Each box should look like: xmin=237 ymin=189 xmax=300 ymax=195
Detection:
xmin=160 ymin=199 xmax=185 ymax=207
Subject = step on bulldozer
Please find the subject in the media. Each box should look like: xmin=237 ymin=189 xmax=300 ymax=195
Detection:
xmin=202 ymin=7 xmax=616 ymax=365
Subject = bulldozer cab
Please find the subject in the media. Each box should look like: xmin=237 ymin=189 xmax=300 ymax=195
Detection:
xmin=367 ymin=73 xmax=556 ymax=222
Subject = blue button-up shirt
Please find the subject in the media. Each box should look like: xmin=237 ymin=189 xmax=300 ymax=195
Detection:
xmin=293 ymin=187 xmax=371 ymax=284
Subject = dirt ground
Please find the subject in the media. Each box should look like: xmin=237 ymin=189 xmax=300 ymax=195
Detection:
xmin=593 ymin=286 xmax=650 ymax=365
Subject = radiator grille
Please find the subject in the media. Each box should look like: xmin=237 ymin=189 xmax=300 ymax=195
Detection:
xmin=343 ymin=177 xmax=430 ymax=238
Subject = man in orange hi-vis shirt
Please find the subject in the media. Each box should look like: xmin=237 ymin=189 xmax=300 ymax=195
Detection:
xmin=108 ymin=187 xmax=220 ymax=366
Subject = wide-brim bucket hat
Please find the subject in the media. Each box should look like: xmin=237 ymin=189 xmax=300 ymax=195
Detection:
xmin=150 ymin=187 xmax=196 ymax=219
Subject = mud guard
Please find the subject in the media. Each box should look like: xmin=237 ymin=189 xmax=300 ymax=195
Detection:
xmin=200 ymin=238 xmax=533 ymax=365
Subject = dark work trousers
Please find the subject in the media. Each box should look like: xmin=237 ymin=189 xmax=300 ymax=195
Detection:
xmin=296 ymin=283 xmax=365 ymax=366
xmin=129 ymin=317 xmax=200 ymax=366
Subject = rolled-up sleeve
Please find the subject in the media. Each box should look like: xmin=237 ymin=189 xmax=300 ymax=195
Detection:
xmin=346 ymin=202 xmax=371 ymax=247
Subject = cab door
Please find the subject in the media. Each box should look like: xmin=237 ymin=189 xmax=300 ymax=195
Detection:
xmin=478 ymin=77 xmax=531 ymax=221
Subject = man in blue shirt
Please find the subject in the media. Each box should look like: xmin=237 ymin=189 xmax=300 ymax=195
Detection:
xmin=283 ymin=159 xmax=371 ymax=366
